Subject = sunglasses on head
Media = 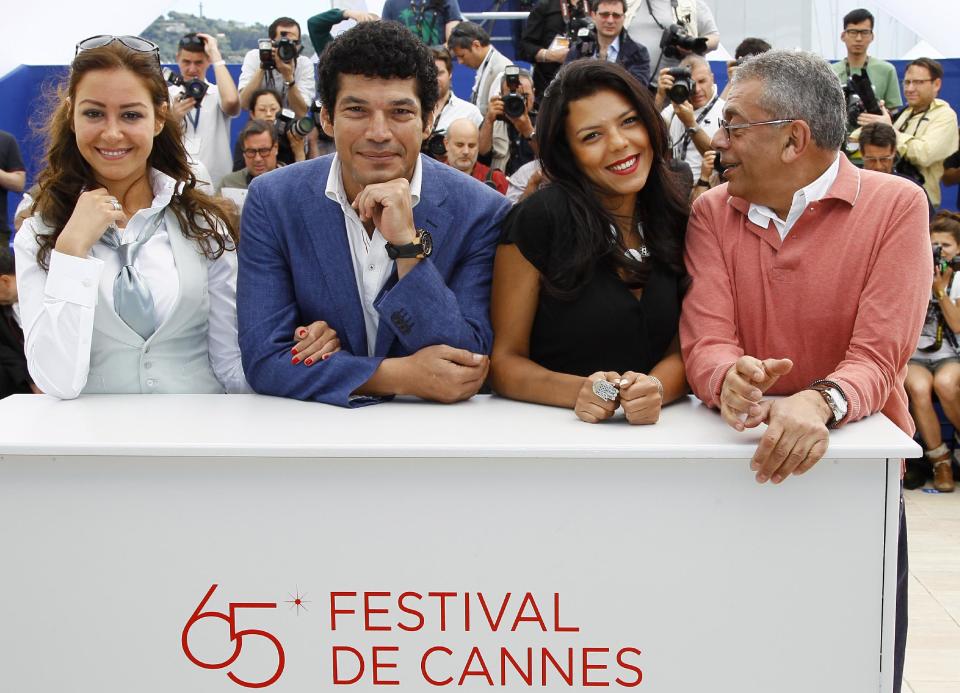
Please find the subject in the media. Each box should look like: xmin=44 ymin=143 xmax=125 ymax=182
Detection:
xmin=75 ymin=35 xmax=162 ymax=69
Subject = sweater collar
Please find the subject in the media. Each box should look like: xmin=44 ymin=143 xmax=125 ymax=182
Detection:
xmin=727 ymin=153 xmax=861 ymax=216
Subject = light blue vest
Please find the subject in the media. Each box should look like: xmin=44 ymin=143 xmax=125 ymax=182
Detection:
xmin=83 ymin=208 xmax=224 ymax=394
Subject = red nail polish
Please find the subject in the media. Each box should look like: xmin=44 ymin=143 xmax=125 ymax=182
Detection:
xmin=292 ymin=356 xmax=300 ymax=364
xmin=299 ymin=330 xmax=306 ymax=338
xmin=305 ymin=358 xmax=314 ymax=366
xmin=321 ymin=353 xmax=331 ymax=361
xmin=291 ymin=347 xmax=298 ymax=355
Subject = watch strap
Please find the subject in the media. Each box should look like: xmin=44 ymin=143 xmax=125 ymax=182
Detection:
xmin=808 ymin=379 xmax=848 ymax=428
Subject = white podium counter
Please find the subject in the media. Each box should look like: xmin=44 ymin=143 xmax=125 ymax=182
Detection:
xmin=0 ymin=394 xmax=920 ymax=692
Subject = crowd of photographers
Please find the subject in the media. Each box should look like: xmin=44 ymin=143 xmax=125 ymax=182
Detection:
xmin=1 ymin=4 xmax=960 ymax=495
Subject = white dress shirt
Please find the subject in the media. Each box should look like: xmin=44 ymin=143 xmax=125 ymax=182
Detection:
xmin=747 ymin=154 xmax=841 ymax=240
xmin=324 ymin=154 xmax=423 ymax=356
xmin=14 ymin=169 xmax=249 ymax=397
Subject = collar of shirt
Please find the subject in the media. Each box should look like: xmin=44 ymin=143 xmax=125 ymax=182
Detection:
xmin=324 ymin=154 xmax=423 ymax=213
xmin=747 ymin=153 xmax=841 ymax=240
xmin=114 ymin=168 xmax=176 ymax=243
xmin=599 ymin=36 xmax=621 ymax=62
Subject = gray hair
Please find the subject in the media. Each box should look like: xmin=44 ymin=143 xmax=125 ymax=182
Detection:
xmin=731 ymin=49 xmax=846 ymax=150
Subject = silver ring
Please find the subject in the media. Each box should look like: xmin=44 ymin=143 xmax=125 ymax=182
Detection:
xmin=109 ymin=199 xmax=121 ymax=212
xmin=592 ymin=379 xmax=619 ymax=402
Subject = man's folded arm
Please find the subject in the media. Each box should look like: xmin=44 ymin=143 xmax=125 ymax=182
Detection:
xmin=679 ymin=197 xmax=744 ymax=406
xmin=375 ymin=195 xmax=510 ymax=355
xmin=237 ymin=184 xmax=385 ymax=407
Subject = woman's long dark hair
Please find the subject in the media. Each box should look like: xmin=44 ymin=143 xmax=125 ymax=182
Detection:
xmin=31 ymin=41 xmax=238 ymax=269
xmin=534 ymin=60 xmax=689 ymax=298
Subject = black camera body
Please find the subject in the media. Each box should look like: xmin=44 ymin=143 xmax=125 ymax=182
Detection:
xmin=933 ymin=245 xmax=960 ymax=273
xmin=275 ymin=37 xmax=300 ymax=63
xmin=660 ymin=23 xmax=708 ymax=60
xmin=275 ymin=108 xmax=315 ymax=139
xmin=422 ymin=130 xmax=447 ymax=159
xmin=665 ymin=66 xmax=694 ymax=104
xmin=163 ymin=68 xmax=209 ymax=106
xmin=844 ymin=73 xmax=881 ymax=129
xmin=571 ymin=20 xmax=599 ymax=59
xmin=501 ymin=66 xmax=527 ymax=120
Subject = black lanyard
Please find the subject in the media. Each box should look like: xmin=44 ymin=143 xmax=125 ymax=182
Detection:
xmin=898 ymin=108 xmax=930 ymax=136
xmin=187 ymin=104 xmax=201 ymax=131
xmin=675 ymin=92 xmax=719 ymax=159
xmin=841 ymin=56 xmax=868 ymax=81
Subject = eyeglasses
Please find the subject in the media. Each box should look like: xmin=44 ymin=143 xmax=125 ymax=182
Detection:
xmin=843 ymin=29 xmax=873 ymax=38
xmin=717 ymin=118 xmax=796 ymax=139
xmin=902 ymin=78 xmax=934 ymax=87
xmin=862 ymin=154 xmax=895 ymax=163
xmin=75 ymin=35 xmax=161 ymax=69
xmin=596 ymin=11 xmax=624 ymax=18
xmin=242 ymin=147 xmax=276 ymax=158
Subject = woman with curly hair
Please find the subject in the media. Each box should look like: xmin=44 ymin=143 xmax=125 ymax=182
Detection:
xmin=14 ymin=35 xmax=249 ymax=398
xmin=490 ymin=60 xmax=689 ymax=424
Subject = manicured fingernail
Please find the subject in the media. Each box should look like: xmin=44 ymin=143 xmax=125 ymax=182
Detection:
xmin=298 ymin=329 xmax=306 ymax=337
xmin=321 ymin=353 xmax=331 ymax=361
xmin=756 ymin=474 xmax=768 ymax=483
xmin=292 ymin=356 xmax=300 ymax=364
xmin=291 ymin=347 xmax=298 ymax=355
xmin=304 ymin=358 xmax=314 ymax=366
xmin=619 ymin=379 xmax=630 ymax=387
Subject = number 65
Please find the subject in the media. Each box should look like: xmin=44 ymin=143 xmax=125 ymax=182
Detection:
xmin=182 ymin=584 xmax=285 ymax=689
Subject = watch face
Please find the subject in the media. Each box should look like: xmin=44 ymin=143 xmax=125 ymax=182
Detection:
xmin=420 ymin=230 xmax=433 ymax=257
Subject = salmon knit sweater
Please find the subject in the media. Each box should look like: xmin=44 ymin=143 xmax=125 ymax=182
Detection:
xmin=680 ymin=156 xmax=932 ymax=435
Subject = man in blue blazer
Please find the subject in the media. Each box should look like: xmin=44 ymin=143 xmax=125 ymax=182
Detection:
xmin=238 ymin=21 xmax=512 ymax=407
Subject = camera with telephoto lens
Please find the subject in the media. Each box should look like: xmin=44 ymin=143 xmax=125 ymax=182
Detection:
xmin=933 ymin=245 xmax=960 ymax=274
xmin=665 ymin=66 xmax=694 ymax=104
xmin=163 ymin=68 xmax=209 ymax=106
xmin=660 ymin=23 xmax=708 ymax=60
xmin=275 ymin=108 xmax=314 ymax=139
xmin=843 ymin=73 xmax=882 ymax=129
xmin=258 ymin=38 xmax=275 ymax=70
xmin=501 ymin=65 xmax=527 ymax=120
xmin=571 ymin=20 xmax=598 ymax=59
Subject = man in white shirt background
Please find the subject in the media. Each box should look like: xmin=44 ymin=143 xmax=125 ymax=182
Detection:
xmin=655 ymin=54 xmax=724 ymax=182
xmin=238 ymin=17 xmax=317 ymax=119
xmin=167 ymin=33 xmax=240 ymax=190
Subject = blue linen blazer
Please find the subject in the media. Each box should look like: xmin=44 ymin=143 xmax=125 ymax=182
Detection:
xmin=237 ymin=154 xmax=512 ymax=407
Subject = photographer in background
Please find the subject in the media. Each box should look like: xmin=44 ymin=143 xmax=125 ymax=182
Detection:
xmin=0 ymin=130 xmax=25 ymax=247
xmin=422 ymin=46 xmax=483 ymax=162
xmin=444 ymin=119 xmax=508 ymax=194
xmin=167 ymin=33 xmax=240 ymax=189
xmin=655 ymin=54 xmax=723 ymax=182
xmin=904 ymin=211 xmax=960 ymax=493
xmin=858 ymin=58 xmax=958 ymax=210
xmin=563 ymin=0 xmax=650 ymax=87
xmin=382 ymin=0 xmax=463 ymax=45
xmin=518 ymin=0 xmax=586 ymax=105
xmin=238 ymin=17 xmax=316 ymax=118
xmin=624 ymin=0 xmax=718 ymax=87
xmin=859 ymin=122 xmax=934 ymax=217
xmin=831 ymin=9 xmax=901 ymax=113
xmin=482 ymin=66 xmax=538 ymax=175
xmin=232 ymin=89 xmax=305 ymax=170
xmin=219 ymin=120 xmax=282 ymax=194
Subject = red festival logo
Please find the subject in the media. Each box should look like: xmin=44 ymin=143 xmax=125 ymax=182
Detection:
xmin=182 ymin=584 xmax=286 ymax=688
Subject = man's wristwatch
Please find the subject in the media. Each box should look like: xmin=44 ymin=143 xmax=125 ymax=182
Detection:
xmin=807 ymin=379 xmax=848 ymax=428
xmin=386 ymin=230 xmax=433 ymax=260
xmin=695 ymin=178 xmax=710 ymax=188
xmin=685 ymin=125 xmax=701 ymax=137
xmin=284 ymin=79 xmax=296 ymax=88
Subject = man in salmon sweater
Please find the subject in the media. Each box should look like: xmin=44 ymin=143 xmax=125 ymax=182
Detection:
xmin=680 ymin=50 xmax=930 ymax=693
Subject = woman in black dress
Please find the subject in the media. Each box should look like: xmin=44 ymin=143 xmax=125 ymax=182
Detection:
xmin=490 ymin=60 xmax=689 ymax=424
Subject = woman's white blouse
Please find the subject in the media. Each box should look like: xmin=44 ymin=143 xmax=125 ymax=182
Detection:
xmin=13 ymin=169 xmax=250 ymax=398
